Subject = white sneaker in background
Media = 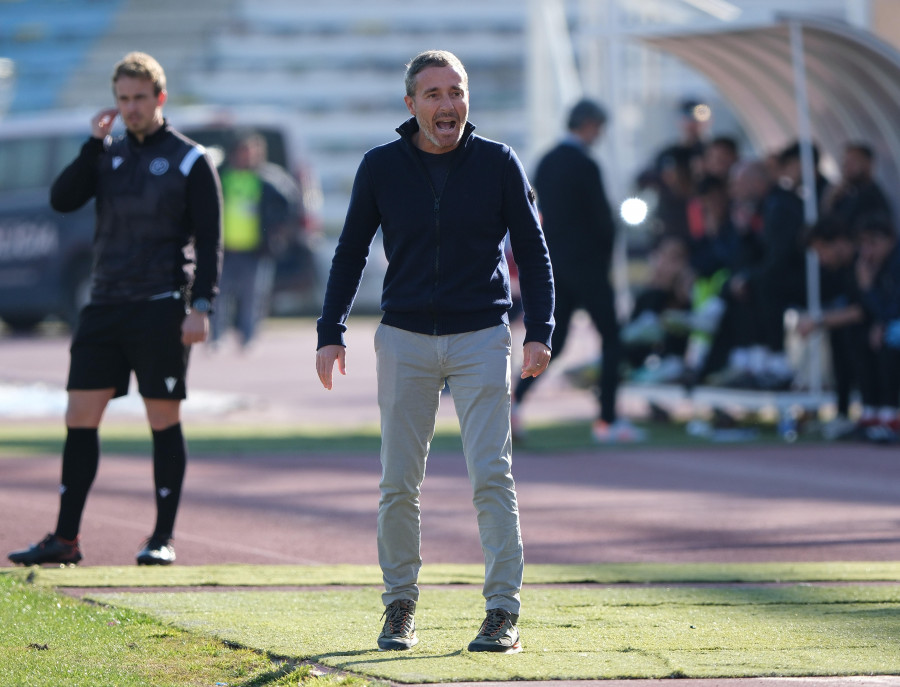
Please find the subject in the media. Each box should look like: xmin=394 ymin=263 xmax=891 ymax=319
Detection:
xmin=820 ymin=415 xmax=857 ymax=441
xmin=592 ymin=418 xmax=647 ymax=444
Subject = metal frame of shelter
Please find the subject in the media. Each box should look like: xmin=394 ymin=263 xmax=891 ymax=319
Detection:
xmin=639 ymin=14 xmax=900 ymax=225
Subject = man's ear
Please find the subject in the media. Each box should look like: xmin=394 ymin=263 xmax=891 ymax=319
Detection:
xmin=404 ymin=95 xmax=415 ymax=116
xmin=157 ymin=89 xmax=168 ymax=108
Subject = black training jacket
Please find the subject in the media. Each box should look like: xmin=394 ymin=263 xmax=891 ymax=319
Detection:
xmin=50 ymin=120 xmax=222 ymax=307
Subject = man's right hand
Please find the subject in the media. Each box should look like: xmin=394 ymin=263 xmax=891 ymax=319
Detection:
xmin=91 ymin=108 xmax=119 ymax=140
xmin=316 ymin=344 xmax=346 ymax=390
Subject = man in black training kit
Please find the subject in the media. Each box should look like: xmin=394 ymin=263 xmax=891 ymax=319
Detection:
xmin=8 ymin=52 xmax=222 ymax=567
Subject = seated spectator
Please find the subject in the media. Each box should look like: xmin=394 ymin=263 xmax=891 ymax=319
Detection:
xmin=685 ymin=174 xmax=737 ymax=277
xmin=647 ymin=144 xmax=695 ymax=243
xmin=698 ymin=160 xmax=771 ymax=385
xmin=728 ymin=159 xmax=770 ymax=249
xmin=823 ymin=142 xmax=892 ymax=233
xmin=796 ymin=217 xmax=865 ymax=438
xmin=702 ymin=135 xmax=740 ymax=182
xmin=627 ymin=174 xmax=742 ymax=387
xmin=621 ymin=235 xmax=693 ymax=383
xmin=713 ymin=141 xmax=823 ymax=390
xmin=679 ymin=174 xmax=735 ymax=376
xmin=854 ymin=215 xmax=900 ymax=442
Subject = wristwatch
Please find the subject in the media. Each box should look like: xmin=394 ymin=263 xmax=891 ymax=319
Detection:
xmin=192 ymin=298 xmax=211 ymax=314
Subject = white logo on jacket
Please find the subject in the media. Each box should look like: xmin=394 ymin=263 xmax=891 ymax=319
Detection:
xmin=149 ymin=158 xmax=169 ymax=175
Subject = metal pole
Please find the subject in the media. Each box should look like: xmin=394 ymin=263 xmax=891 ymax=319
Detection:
xmin=604 ymin=0 xmax=632 ymax=320
xmin=525 ymin=0 xmax=582 ymax=166
xmin=789 ymin=20 xmax=823 ymax=396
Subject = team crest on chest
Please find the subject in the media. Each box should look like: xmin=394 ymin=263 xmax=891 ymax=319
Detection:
xmin=149 ymin=158 xmax=169 ymax=175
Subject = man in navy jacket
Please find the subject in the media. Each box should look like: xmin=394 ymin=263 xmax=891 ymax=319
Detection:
xmin=316 ymin=50 xmax=554 ymax=654
xmin=513 ymin=99 xmax=642 ymax=443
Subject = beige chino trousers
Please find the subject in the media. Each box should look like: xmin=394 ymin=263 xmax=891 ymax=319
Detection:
xmin=374 ymin=322 xmax=523 ymax=615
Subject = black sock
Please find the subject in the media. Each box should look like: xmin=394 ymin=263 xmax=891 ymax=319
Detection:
xmin=55 ymin=427 xmax=100 ymax=541
xmin=152 ymin=423 xmax=186 ymax=539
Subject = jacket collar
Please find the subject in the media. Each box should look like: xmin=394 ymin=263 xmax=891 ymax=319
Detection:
xmin=561 ymin=132 xmax=591 ymax=152
xmin=125 ymin=118 xmax=170 ymax=147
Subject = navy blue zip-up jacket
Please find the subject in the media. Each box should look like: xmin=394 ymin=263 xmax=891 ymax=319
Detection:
xmin=317 ymin=117 xmax=555 ymax=349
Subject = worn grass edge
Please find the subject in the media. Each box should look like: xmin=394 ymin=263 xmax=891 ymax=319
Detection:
xmin=87 ymin=584 xmax=900 ymax=683
xmin=5 ymin=561 xmax=900 ymax=589
xmin=0 ymin=574 xmax=377 ymax=687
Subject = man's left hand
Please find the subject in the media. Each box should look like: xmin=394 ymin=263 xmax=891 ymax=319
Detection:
xmin=521 ymin=341 xmax=551 ymax=378
xmin=182 ymin=310 xmax=209 ymax=345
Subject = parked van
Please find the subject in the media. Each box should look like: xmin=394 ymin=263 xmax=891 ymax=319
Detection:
xmin=0 ymin=106 xmax=322 ymax=330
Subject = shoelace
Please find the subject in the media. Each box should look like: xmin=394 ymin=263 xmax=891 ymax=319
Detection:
xmin=382 ymin=601 xmax=414 ymax=635
xmin=478 ymin=608 xmax=510 ymax=637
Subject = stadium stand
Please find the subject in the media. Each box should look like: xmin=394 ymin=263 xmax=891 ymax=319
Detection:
xmin=188 ymin=0 xmax=529 ymax=227
xmin=0 ymin=0 xmax=125 ymax=111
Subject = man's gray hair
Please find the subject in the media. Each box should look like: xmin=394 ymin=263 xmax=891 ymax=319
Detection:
xmin=405 ymin=50 xmax=468 ymax=97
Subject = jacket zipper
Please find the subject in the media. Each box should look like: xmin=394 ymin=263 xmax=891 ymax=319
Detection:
xmin=403 ymin=132 xmax=466 ymax=334
xmin=432 ymin=195 xmax=441 ymax=334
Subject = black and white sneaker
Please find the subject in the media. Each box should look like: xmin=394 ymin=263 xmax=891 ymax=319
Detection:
xmin=136 ymin=535 xmax=176 ymax=566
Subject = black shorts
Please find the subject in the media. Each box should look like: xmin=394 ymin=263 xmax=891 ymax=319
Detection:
xmin=67 ymin=297 xmax=191 ymax=399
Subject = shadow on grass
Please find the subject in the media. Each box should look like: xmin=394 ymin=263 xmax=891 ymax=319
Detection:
xmin=318 ymin=648 xmax=466 ymax=677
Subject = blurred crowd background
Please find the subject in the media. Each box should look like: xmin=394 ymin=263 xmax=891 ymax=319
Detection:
xmin=4 ymin=0 xmax=900 ymax=439
xmin=4 ymin=1 xmax=896 ymax=241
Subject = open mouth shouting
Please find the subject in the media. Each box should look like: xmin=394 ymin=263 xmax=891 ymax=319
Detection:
xmin=435 ymin=116 xmax=458 ymax=135
xmin=419 ymin=113 xmax=463 ymax=152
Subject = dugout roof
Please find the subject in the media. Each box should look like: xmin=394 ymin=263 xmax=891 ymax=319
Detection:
xmin=639 ymin=15 xmax=900 ymax=222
